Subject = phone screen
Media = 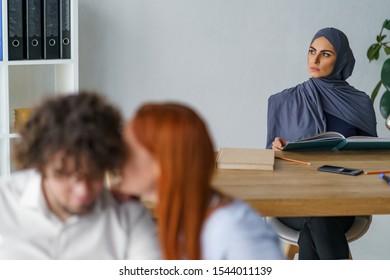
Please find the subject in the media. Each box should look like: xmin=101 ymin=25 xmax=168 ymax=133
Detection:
xmin=317 ymin=165 xmax=363 ymax=176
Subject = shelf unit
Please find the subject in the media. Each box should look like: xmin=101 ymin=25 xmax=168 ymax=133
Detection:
xmin=0 ymin=0 xmax=79 ymax=176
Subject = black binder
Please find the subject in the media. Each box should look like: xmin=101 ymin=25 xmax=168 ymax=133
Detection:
xmin=8 ymin=0 xmax=26 ymax=60
xmin=0 ymin=0 xmax=3 ymax=61
xmin=43 ymin=0 xmax=60 ymax=59
xmin=60 ymin=0 xmax=70 ymax=59
xmin=26 ymin=0 xmax=43 ymax=59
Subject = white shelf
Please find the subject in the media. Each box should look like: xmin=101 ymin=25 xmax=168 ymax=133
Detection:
xmin=0 ymin=133 xmax=19 ymax=138
xmin=0 ymin=0 xmax=79 ymax=176
xmin=5 ymin=59 xmax=75 ymax=65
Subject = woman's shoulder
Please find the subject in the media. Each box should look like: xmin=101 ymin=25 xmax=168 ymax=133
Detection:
xmin=269 ymin=81 xmax=309 ymax=101
xmin=201 ymin=199 xmax=284 ymax=260
xmin=205 ymin=199 xmax=267 ymax=231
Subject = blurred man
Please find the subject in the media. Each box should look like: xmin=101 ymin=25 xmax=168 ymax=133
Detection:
xmin=0 ymin=92 xmax=160 ymax=259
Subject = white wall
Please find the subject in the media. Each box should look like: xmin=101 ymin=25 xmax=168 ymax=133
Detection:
xmin=78 ymin=0 xmax=390 ymax=260
xmin=79 ymin=0 xmax=390 ymax=149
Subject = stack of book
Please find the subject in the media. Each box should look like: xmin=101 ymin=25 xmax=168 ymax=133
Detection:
xmin=216 ymin=147 xmax=275 ymax=171
xmin=7 ymin=0 xmax=71 ymax=60
xmin=13 ymin=107 xmax=34 ymax=131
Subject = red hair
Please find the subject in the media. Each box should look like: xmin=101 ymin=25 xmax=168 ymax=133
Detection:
xmin=130 ymin=103 xmax=215 ymax=259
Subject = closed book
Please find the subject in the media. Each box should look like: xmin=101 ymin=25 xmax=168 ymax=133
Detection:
xmin=43 ymin=0 xmax=59 ymax=59
xmin=216 ymin=147 xmax=275 ymax=171
xmin=0 ymin=0 xmax=3 ymax=61
xmin=8 ymin=0 xmax=26 ymax=60
xmin=26 ymin=0 xmax=43 ymax=59
xmin=59 ymin=0 xmax=70 ymax=58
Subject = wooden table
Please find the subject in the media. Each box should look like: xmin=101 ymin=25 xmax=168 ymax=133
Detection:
xmin=212 ymin=150 xmax=390 ymax=217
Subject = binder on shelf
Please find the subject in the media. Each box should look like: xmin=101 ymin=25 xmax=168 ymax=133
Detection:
xmin=60 ymin=0 xmax=70 ymax=59
xmin=26 ymin=0 xmax=43 ymax=59
xmin=8 ymin=0 xmax=26 ymax=60
xmin=0 ymin=0 xmax=3 ymax=61
xmin=43 ymin=0 xmax=60 ymax=59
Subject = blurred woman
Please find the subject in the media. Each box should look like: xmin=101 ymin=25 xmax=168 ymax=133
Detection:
xmin=116 ymin=103 xmax=284 ymax=260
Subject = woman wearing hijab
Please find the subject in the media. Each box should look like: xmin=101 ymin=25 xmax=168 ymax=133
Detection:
xmin=267 ymin=27 xmax=377 ymax=259
xmin=116 ymin=103 xmax=284 ymax=260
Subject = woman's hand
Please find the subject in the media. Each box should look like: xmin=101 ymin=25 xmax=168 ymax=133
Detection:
xmin=107 ymin=173 xmax=140 ymax=203
xmin=272 ymin=137 xmax=288 ymax=151
xmin=111 ymin=188 xmax=140 ymax=203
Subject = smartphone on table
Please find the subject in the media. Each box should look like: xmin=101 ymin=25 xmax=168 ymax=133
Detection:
xmin=317 ymin=165 xmax=363 ymax=176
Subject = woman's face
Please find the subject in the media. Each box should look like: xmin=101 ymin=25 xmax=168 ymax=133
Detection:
xmin=119 ymin=122 xmax=160 ymax=203
xmin=308 ymin=36 xmax=337 ymax=78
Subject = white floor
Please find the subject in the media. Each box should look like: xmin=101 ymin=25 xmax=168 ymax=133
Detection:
xmin=350 ymin=215 xmax=390 ymax=259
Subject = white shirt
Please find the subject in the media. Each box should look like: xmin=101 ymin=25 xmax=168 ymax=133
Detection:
xmin=201 ymin=199 xmax=284 ymax=260
xmin=0 ymin=169 xmax=161 ymax=260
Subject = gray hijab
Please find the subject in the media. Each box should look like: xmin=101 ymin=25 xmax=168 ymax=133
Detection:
xmin=266 ymin=27 xmax=377 ymax=148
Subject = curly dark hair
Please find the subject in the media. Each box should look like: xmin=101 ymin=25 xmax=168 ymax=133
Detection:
xmin=13 ymin=92 xmax=126 ymax=176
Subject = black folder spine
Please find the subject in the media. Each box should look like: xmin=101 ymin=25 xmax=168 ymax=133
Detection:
xmin=8 ymin=0 xmax=26 ymax=60
xmin=26 ymin=0 xmax=43 ymax=59
xmin=60 ymin=0 xmax=70 ymax=59
xmin=43 ymin=0 xmax=59 ymax=59
xmin=0 ymin=0 xmax=3 ymax=61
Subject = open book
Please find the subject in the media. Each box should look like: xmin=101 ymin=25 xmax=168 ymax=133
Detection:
xmin=282 ymin=131 xmax=390 ymax=151
xmin=216 ymin=147 xmax=275 ymax=171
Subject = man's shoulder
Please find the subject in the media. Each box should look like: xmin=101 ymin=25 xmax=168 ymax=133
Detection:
xmin=0 ymin=169 xmax=40 ymax=197
xmin=99 ymin=190 xmax=152 ymax=223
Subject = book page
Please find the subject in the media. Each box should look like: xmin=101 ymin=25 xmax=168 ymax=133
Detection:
xmin=294 ymin=131 xmax=345 ymax=142
xmin=282 ymin=131 xmax=345 ymax=151
xmin=347 ymin=136 xmax=390 ymax=142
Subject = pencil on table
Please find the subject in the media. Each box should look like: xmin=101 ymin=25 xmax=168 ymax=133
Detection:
xmin=364 ymin=170 xmax=390 ymax=175
xmin=275 ymin=156 xmax=311 ymax=166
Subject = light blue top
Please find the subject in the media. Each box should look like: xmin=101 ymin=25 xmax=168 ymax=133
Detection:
xmin=201 ymin=199 xmax=284 ymax=260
